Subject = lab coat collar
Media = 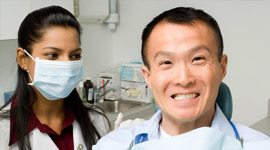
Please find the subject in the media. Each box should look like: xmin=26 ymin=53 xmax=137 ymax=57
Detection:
xmin=8 ymin=101 xmax=76 ymax=146
xmin=31 ymin=128 xmax=58 ymax=150
xmin=10 ymin=120 xmax=86 ymax=150
xmin=32 ymin=120 xmax=86 ymax=150
xmin=73 ymin=120 xmax=87 ymax=150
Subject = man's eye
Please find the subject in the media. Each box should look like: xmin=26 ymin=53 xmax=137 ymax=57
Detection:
xmin=194 ymin=57 xmax=204 ymax=61
xmin=160 ymin=61 xmax=172 ymax=65
xmin=192 ymin=56 xmax=206 ymax=64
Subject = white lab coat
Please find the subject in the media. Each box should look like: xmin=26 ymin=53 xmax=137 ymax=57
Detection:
xmin=96 ymin=104 xmax=270 ymax=147
xmin=0 ymin=104 xmax=109 ymax=150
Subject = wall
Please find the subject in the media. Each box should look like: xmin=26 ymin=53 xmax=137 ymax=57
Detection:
xmin=80 ymin=23 xmax=114 ymax=82
xmin=109 ymin=0 xmax=270 ymax=126
xmin=0 ymin=0 xmax=270 ymax=126
xmin=0 ymin=40 xmax=17 ymax=105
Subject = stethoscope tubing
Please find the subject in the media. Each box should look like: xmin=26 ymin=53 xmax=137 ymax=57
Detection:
xmin=229 ymin=120 xmax=240 ymax=139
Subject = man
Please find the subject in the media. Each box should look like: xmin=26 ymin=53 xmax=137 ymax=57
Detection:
xmin=95 ymin=7 xmax=269 ymax=148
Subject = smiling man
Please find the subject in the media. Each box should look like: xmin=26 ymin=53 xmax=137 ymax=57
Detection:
xmin=95 ymin=7 xmax=269 ymax=149
xmin=142 ymin=19 xmax=225 ymax=136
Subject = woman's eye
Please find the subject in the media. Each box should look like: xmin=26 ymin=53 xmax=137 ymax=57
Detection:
xmin=70 ymin=54 xmax=82 ymax=60
xmin=45 ymin=53 xmax=58 ymax=58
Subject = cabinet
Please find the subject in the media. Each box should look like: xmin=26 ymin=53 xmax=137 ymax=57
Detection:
xmin=78 ymin=0 xmax=109 ymax=23
xmin=0 ymin=0 xmax=73 ymax=40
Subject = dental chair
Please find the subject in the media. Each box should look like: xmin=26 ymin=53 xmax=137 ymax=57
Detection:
xmin=154 ymin=82 xmax=233 ymax=120
xmin=215 ymin=82 xmax=233 ymax=120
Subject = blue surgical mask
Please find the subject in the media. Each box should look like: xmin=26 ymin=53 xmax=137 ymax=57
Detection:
xmin=24 ymin=49 xmax=83 ymax=100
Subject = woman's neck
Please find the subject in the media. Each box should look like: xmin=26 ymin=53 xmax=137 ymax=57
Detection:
xmin=32 ymin=91 xmax=66 ymax=135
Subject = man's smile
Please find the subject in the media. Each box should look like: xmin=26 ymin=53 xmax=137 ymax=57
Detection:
xmin=172 ymin=93 xmax=200 ymax=101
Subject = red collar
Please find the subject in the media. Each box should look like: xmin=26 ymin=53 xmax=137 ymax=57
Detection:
xmin=8 ymin=98 xmax=75 ymax=146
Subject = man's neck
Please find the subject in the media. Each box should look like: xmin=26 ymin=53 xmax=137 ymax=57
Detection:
xmin=160 ymin=105 xmax=215 ymax=136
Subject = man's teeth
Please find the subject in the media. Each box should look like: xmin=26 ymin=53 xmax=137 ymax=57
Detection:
xmin=173 ymin=93 xmax=198 ymax=100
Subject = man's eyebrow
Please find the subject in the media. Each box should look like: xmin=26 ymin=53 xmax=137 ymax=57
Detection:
xmin=154 ymin=51 xmax=174 ymax=61
xmin=191 ymin=45 xmax=211 ymax=54
xmin=154 ymin=45 xmax=211 ymax=60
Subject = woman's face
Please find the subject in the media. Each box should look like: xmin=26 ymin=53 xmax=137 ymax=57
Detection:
xmin=23 ymin=26 xmax=82 ymax=100
xmin=26 ymin=26 xmax=82 ymax=82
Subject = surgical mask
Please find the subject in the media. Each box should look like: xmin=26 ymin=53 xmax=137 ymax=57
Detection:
xmin=24 ymin=49 xmax=83 ymax=100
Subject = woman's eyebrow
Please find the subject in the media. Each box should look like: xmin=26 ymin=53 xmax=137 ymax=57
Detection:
xmin=71 ymin=48 xmax=82 ymax=52
xmin=42 ymin=47 xmax=82 ymax=52
xmin=42 ymin=47 xmax=62 ymax=52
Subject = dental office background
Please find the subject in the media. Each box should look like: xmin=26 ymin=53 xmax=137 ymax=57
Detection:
xmin=1 ymin=0 xmax=270 ymax=127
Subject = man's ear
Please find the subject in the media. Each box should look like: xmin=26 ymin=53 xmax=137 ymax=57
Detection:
xmin=16 ymin=48 xmax=28 ymax=70
xmin=142 ymin=66 xmax=151 ymax=88
xmin=220 ymin=54 xmax=228 ymax=81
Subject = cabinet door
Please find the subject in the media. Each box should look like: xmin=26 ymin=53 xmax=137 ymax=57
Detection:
xmin=0 ymin=0 xmax=73 ymax=40
xmin=0 ymin=0 xmax=31 ymax=40
xmin=31 ymin=0 xmax=73 ymax=14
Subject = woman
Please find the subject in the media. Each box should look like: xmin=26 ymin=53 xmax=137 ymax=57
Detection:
xmin=0 ymin=5 xmax=109 ymax=150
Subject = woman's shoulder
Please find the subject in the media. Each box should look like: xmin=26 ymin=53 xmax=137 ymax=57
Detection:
xmin=83 ymin=102 xmax=110 ymax=136
xmin=89 ymin=107 xmax=110 ymax=136
xmin=0 ymin=103 xmax=11 ymax=111
xmin=0 ymin=111 xmax=10 ymax=150
xmin=0 ymin=103 xmax=11 ymax=135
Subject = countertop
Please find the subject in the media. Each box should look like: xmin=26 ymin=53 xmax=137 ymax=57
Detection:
xmin=83 ymin=101 xmax=155 ymax=129
xmin=104 ymin=102 xmax=155 ymax=129
xmin=250 ymin=99 xmax=270 ymax=136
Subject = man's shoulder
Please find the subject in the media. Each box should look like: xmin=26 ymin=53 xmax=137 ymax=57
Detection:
xmin=234 ymin=122 xmax=270 ymax=142
xmin=97 ymin=110 xmax=162 ymax=145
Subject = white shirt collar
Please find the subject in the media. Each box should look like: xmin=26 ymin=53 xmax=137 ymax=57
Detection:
xmin=159 ymin=125 xmax=172 ymax=139
xmin=154 ymin=103 xmax=235 ymax=139
xmin=211 ymin=103 xmax=236 ymax=138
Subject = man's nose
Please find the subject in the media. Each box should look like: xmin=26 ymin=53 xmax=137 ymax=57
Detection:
xmin=173 ymin=64 xmax=195 ymax=87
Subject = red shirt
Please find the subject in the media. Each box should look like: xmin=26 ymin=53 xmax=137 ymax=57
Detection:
xmin=9 ymin=99 xmax=75 ymax=150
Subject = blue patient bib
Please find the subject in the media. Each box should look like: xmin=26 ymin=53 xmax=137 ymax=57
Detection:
xmin=132 ymin=127 xmax=242 ymax=150
xmin=93 ymin=127 xmax=270 ymax=150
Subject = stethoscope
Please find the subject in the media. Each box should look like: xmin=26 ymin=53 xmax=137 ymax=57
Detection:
xmin=128 ymin=121 xmax=243 ymax=150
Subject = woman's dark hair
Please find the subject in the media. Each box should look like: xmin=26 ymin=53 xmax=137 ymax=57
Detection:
xmin=0 ymin=5 xmax=109 ymax=150
xmin=141 ymin=7 xmax=224 ymax=69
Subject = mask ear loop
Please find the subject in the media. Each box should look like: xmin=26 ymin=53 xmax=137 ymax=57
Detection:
xmin=23 ymin=49 xmax=35 ymax=86
xmin=27 ymin=70 xmax=34 ymax=86
xmin=23 ymin=49 xmax=36 ymax=61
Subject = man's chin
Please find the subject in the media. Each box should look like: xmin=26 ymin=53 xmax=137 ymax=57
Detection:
xmin=163 ymin=111 xmax=199 ymax=123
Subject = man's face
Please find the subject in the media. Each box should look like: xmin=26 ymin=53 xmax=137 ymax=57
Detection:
xmin=142 ymin=21 xmax=227 ymax=125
